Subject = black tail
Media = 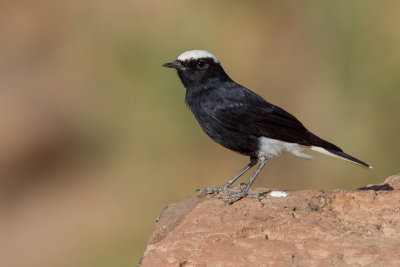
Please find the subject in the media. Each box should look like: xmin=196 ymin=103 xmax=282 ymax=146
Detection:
xmin=311 ymin=146 xmax=372 ymax=169
xmin=326 ymin=149 xmax=372 ymax=169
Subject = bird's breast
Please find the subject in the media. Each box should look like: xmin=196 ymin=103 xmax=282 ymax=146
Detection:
xmin=187 ymin=102 xmax=259 ymax=156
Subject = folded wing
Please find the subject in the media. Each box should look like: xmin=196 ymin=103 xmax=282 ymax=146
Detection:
xmin=201 ymin=85 xmax=342 ymax=152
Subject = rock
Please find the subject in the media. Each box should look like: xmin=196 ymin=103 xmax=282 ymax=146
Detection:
xmin=140 ymin=175 xmax=400 ymax=266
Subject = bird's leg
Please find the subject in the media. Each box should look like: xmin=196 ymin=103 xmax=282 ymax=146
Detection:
xmin=216 ymin=157 xmax=267 ymax=204
xmin=197 ymin=156 xmax=258 ymax=194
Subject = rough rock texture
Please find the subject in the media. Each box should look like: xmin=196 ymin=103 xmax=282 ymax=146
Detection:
xmin=140 ymin=175 xmax=400 ymax=266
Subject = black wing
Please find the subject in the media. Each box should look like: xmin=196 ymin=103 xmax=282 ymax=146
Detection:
xmin=201 ymin=85 xmax=341 ymax=151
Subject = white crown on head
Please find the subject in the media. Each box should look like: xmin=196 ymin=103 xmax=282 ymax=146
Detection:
xmin=177 ymin=50 xmax=219 ymax=63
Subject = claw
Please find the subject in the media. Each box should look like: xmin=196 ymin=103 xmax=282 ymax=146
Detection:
xmin=226 ymin=191 xmax=248 ymax=203
xmin=196 ymin=186 xmax=229 ymax=194
xmin=216 ymin=189 xmax=247 ymax=202
xmin=215 ymin=190 xmax=268 ymax=203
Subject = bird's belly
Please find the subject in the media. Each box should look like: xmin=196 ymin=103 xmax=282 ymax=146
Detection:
xmin=195 ymin=115 xmax=259 ymax=156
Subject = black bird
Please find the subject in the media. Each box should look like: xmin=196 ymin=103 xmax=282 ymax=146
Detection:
xmin=163 ymin=50 xmax=372 ymax=203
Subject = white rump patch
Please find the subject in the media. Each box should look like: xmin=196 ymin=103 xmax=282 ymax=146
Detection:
xmin=258 ymin=137 xmax=312 ymax=159
xmin=177 ymin=50 xmax=219 ymax=63
xmin=270 ymin=191 xmax=288 ymax=198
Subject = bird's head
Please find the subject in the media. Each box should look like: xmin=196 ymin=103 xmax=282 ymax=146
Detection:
xmin=163 ymin=50 xmax=230 ymax=88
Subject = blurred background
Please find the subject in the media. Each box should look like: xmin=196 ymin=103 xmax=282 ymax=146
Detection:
xmin=0 ymin=0 xmax=399 ymax=266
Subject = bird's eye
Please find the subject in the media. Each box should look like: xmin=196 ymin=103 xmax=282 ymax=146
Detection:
xmin=197 ymin=60 xmax=209 ymax=69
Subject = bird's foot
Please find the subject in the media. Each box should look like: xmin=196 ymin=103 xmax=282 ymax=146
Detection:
xmin=195 ymin=186 xmax=222 ymax=194
xmin=216 ymin=189 xmax=248 ymax=203
xmin=216 ymin=190 xmax=268 ymax=204
xmin=196 ymin=183 xmax=246 ymax=194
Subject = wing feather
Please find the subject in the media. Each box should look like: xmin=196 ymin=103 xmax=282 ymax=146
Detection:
xmin=201 ymin=86 xmax=341 ymax=151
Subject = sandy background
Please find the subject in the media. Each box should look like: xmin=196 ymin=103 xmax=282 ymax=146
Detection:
xmin=0 ymin=1 xmax=399 ymax=266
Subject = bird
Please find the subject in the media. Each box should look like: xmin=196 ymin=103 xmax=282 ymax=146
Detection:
xmin=163 ymin=50 xmax=372 ymax=203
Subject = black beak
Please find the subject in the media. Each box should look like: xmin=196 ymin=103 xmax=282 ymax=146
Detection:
xmin=162 ymin=60 xmax=184 ymax=70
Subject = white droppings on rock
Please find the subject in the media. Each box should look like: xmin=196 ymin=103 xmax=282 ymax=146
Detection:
xmin=270 ymin=191 xmax=288 ymax=197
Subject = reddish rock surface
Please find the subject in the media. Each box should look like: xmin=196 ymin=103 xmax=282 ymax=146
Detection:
xmin=140 ymin=175 xmax=400 ymax=266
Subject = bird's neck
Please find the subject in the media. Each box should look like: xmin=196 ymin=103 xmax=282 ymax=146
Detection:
xmin=177 ymin=66 xmax=232 ymax=88
xmin=184 ymin=78 xmax=234 ymax=109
